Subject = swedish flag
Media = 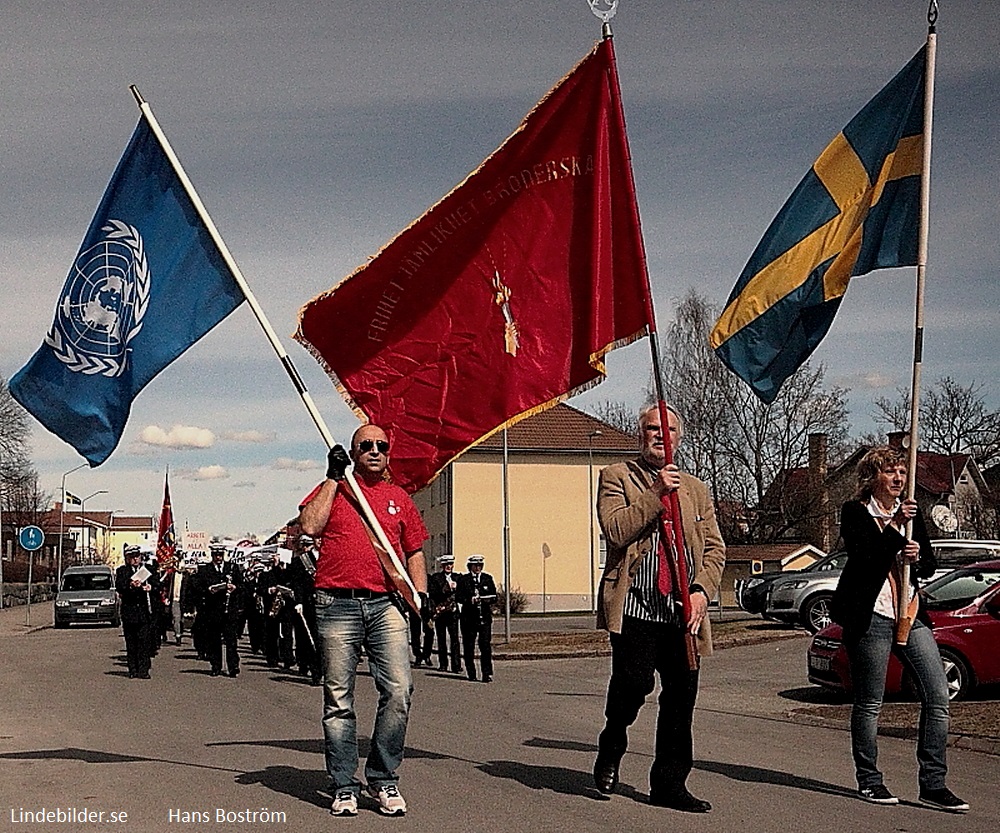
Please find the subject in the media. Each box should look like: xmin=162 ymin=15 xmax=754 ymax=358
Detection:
xmin=711 ymin=47 xmax=926 ymax=403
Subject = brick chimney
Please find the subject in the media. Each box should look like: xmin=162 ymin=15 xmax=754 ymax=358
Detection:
xmin=808 ymin=433 xmax=830 ymax=551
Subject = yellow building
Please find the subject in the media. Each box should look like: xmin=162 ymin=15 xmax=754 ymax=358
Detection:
xmin=412 ymin=404 xmax=636 ymax=613
xmin=48 ymin=504 xmax=156 ymax=567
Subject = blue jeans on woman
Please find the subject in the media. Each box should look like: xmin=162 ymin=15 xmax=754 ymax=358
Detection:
xmin=846 ymin=614 xmax=949 ymax=791
xmin=315 ymin=592 xmax=413 ymax=794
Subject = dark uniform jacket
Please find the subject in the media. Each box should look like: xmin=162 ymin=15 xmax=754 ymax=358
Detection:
xmin=197 ymin=561 xmax=244 ymax=618
xmin=456 ymin=571 xmax=497 ymax=620
xmin=115 ymin=563 xmax=160 ymax=623
xmin=428 ymin=570 xmax=460 ymax=616
xmin=831 ymin=500 xmax=936 ymax=640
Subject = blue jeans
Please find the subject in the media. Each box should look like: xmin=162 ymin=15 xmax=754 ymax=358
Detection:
xmin=315 ymin=592 xmax=413 ymax=792
xmin=845 ymin=614 xmax=949 ymax=790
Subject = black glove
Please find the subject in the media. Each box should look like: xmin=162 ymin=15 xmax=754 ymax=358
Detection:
xmin=418 ymin=592 xmax=432 ymax=620
xmin=326 ymin=444 xmax=350 ymax=480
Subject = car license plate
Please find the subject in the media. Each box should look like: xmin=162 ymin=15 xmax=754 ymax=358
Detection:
xmin=77 ymin=607 xmax=97 ymax=613
xmin=809 ymin=656 xmax=831 ymax=672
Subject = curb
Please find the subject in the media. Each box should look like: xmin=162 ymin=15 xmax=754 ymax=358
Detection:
xmin=787 ymin=710 xmax=1000 ymax=757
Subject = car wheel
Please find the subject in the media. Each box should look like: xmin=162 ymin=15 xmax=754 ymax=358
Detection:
xmin=54 ymin=620 xmax=68 ymax=629
xmin=802 ymin=593 xmax=834 ymax=634
xmin=938 ymin=648 xmax=972 ymax=701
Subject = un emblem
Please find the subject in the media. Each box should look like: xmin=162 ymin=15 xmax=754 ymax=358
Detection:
xmin=45 ymin=219 xmax=150 ymax=377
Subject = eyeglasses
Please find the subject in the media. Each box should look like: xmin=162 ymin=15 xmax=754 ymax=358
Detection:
xmin=358 ymin=439 xmax=390 ymax=454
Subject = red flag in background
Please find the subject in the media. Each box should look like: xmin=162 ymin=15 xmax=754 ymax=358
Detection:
xmin=155 ymin=470 xmax=177 ymax=570
xmin=295 ymin=38 xmax=650 ymax=492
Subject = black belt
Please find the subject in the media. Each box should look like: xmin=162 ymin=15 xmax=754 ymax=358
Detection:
xmin=322 ymin=588 xmax=392 ymax=599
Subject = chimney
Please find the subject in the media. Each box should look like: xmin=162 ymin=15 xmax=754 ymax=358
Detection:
xmin=808 ymin=433 xmax=830 ymax=551
xmin=887 ymin=431 xmax=907 ymax=450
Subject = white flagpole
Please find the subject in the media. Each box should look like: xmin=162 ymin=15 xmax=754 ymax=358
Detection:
xmin=128 ymin=86 xmax=420 ymax=606
xmin=898 ymin=4 xmax=937 ymax=644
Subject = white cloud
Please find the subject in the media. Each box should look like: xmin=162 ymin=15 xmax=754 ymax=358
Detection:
xmin=138 ymin=424 xmax=216 ymax=449
xmin=180 ymin=465 xmax=230 ymax=481
xmin=834 ymin=371 xmax=899 ymax=391
xmin=220 ymin=430 xmax=275 ymax=444
xmin=272 ymin=457 xmax=322 ymax=472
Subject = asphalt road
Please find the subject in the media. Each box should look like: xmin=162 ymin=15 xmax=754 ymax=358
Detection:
xmin=1 ymin=608 xmax=997 ymax=833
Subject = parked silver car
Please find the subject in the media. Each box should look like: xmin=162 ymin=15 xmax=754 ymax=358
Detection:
xmin=764 ymin=551 xmax=848 ymax=633
xmin=767 ymin=540 xmax=1000 ymax=634
xmin=54 ymin=565 xmax=120 ymax=628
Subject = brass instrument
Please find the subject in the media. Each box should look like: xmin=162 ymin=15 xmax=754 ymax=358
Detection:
xmin=427 ymin=596 xmax=457 ymax=626
xmin=269 ymin=585 xmax=294 ymax=618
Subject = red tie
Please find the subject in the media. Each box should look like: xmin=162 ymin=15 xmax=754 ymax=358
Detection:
xmin=657 ymin=533 xmax=673 ymax=596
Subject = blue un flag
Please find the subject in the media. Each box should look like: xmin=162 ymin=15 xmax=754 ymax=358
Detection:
xmin=10 ymin=119 xmax=244 ymax=465
xmin=710 ymin=47 xmax=926 ymax=403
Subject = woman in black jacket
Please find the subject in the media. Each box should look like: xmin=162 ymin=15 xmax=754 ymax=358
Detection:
xmin=830 ymin=446 xmax=967 ymax=812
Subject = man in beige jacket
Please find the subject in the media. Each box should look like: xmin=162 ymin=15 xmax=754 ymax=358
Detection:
xmin=594 ymin=403 xmax=725 ymax=812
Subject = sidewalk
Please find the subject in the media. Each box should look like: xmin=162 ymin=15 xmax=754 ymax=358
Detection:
xmin=0 ymin=598 xmax=50 ymax=636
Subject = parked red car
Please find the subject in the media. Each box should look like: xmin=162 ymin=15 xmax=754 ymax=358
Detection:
xmin=808 ymin=560 xmax=1000 ymax=700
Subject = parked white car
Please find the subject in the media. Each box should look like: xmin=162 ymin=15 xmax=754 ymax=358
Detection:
xmin=929 ymin=540 xmax=1000 ymax=580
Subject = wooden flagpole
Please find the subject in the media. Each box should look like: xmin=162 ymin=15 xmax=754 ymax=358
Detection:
xmin=897 ymin=1 xmax=938 ymax=644
xmin=129 ymin=87 xmax=420 ymax=609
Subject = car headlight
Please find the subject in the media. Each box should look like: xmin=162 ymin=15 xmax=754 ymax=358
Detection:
xmin=745 ymin=578 xmax=762 ymax=589
xmin=99 ymin=598 xmax=116 ymax=606
xmin=55 ymin=600 xmax=70 ymax=607
xmin=783 ymin=580 xmax=809 ymax=590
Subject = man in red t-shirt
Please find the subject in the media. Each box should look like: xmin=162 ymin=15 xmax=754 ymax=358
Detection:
xmin=299 ymin=423 xmax=427 ymax=818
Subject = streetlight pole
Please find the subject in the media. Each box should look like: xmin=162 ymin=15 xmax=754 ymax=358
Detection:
xmin=58 ymin=463 xmax=87 ymax=586
xmin=78 ymin=490 xmax=108 ymax=564
xmin=587 ymin=430 xmax=602 ymax=614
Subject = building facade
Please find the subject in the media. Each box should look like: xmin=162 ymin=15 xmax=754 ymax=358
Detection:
xmin=412 ymin=404 xmax=637 ymax=613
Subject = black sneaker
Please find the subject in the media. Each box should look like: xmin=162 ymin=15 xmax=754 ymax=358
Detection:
xmin=919 ymin=787 xmax=969 ymax=813
xmin=859 ymin=785 xmax=898 ymax=805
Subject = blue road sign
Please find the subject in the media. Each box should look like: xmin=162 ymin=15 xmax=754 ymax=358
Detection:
xmin=19 ymin=525 xmax=44 ymax=552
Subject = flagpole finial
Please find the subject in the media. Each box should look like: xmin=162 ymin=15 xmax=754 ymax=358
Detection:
xmin=588 ymin=1 xmax=618 ymax=28
xmin=927 ymin=0 xmax=938 ymax=30
xmin=129 ymin=85 xmax=145 ymax=107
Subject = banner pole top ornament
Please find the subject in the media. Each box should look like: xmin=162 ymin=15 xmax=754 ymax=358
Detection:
xmin=588 ymin=0 xmax=618 ymax=37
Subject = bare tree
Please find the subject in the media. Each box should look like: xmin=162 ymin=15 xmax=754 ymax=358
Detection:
xmin=590 ymin=400 xmax=636 ymax=435
xmin=659 ymin=290 xmax=851 ymax=543
xmin=661 ymin=290 xmax=737 ymax=507
xmin=873 ymin=377 xmax=1000 ymax=468
xmin=2 ymin=375 xmax=35 ymax=542
xmin=1 ymin=375 xmax=30 ymax=467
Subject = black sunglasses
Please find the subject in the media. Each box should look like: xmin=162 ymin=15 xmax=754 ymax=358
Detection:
xmin=358 ymin=439 xmax=390 ymax=454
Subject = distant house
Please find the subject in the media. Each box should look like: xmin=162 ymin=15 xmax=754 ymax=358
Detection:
xmin=411 ymin=403 xmax=636 ymax=613
xmin=40 ymin=504 xmax=156 ymax=568
xmin=760 ymin=432 xmax=996 ymax=548
xmin=723 ymin=543 xmax=827 ymax=607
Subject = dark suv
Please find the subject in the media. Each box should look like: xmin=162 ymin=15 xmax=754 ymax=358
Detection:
xmin=54 ymin=565 xmax=120 ymax=628
xmin=735 ymin=551 xmax=846 ymax=621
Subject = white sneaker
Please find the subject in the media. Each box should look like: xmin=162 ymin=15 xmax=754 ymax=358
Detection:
xmin=330 ymin=789 xmax=358 ymax=816
xmin=368 ymin=783 xmax=406 ymax=816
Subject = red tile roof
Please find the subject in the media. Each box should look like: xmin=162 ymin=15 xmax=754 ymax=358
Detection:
xmin=470 ymin=403 xmax=637 ymax=453
xmin=916 ymin=453 xmax=972 ymax=495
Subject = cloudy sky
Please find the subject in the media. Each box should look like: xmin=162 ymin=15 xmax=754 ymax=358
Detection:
xmin=2 ymin=1 xmax=997 ymax=540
